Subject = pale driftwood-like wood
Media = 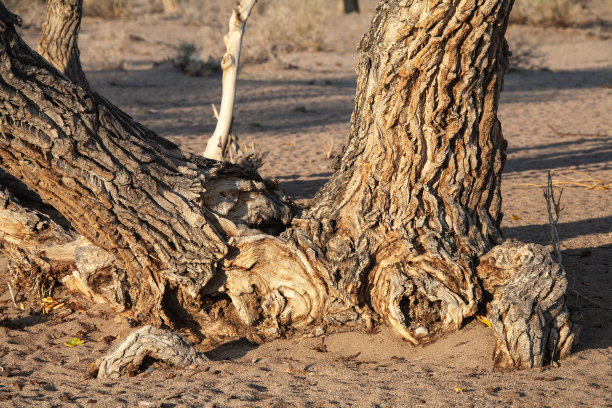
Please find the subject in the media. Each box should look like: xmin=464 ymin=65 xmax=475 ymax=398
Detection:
xmin=477 ymin=240 xmax=578 ymax=369
xmin=37 ymin=0 xmax=88 ymax=88
xmin=202 ymin=0 xmax=257 ymax=161
xmin=0 ymin=0 xmax=579 ymax=369
xmin=0 ymin=187 xmax=127 ymax=305
xmin=97 ymin=325 xmax=209 ymax=378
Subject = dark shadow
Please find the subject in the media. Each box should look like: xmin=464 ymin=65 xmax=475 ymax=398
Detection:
xmin=503 ymin=67 xmax=612 ymax=103
xmin=504 ymin=136 xmax=611 ymax=173
xmin=503 ymin=215 xmax=612 ymax=243
xmin=205 ymin=337 xmax=259 ymax=361
xmin=278 ymin=177 xmax=332 ymax=201
xmin=0 ymin=314 xmax=48 ymax=330
xmin=562 ymin=243 xmax=612 ymax=352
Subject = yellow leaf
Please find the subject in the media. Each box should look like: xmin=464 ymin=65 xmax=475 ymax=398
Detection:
xmin=475 ymin=314 xmax=491 ymax=328
xmin=453 ymin=387 xmax=466 ymax=394
xmin=64 ymin=338 xmax=85 ymax=347
xmin=511 ymin=215 xmax=520 ymax=220
xmin=19 ymin=303 xmax=24 ymax=311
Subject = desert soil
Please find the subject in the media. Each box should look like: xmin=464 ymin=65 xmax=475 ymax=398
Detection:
xmin=1 ymin=1 xmax=612 ymax=407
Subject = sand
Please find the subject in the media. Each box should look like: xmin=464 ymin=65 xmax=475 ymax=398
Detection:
xmin=1 ymin=2 xmax=611 ymax=407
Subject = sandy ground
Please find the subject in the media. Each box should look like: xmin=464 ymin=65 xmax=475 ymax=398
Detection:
xmin=1 ymin=2 xmax=612 ymax=407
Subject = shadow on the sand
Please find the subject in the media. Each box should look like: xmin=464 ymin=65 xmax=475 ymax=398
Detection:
xmin=504 ymin=136 xmax=612 ymax=173
xmin=205 ymin=337 xmax=259 ymax=361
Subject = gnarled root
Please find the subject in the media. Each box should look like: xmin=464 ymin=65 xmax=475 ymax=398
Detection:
xmin=97 ymin=325 xmax=209 ymax=378
xmin=477 ymin=240 xmax=580 ymax=369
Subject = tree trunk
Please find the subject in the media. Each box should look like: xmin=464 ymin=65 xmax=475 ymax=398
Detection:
xmin=337 ymin=0 xmax=359 ymax=14
xmin=37 ymin=0 xmax=89 ymax=89
xmin=0 ymin=0 xmax=577 ymax=368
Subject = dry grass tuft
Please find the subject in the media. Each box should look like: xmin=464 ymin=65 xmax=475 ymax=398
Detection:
xmin=510 ymin=0 xmax=588 ymax=27
xmin=172 ymin=0 xmax=334 ymax=63
xmin=248 ymin=0 xmax=333 ymax=59
xmin=173 ymin=42 xmax=221 ymax=77
xmin=83 ymin=0 xmax=133 ymax=19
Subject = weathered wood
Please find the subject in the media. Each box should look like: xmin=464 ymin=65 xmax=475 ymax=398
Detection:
xmin=37 ymin=0 xmax=89 ymax=88
xmin=307 ymin=0 xmax=510 ymax=343
xmin=0 ymin=2 xmax=292 ymax=328
xmin=97 ymin=325 xmax=209 ymax=378
xmin=477 ymin=240 xmax=578 ymax=369
xmin=202 ymin=0 xmax=257 ymax=161
xmin=0 ymin=0 xmax=579 ymax=369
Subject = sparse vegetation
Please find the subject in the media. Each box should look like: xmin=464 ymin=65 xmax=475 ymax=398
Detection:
xmin=510 ymin=0 xmax=587 ymax=26
xmin=83 ymin=0 xmax=133 ymax=19
xmin=173 ymin=42 xmax=220 ymax=77
xmin=248 ymin=0 xmax=332 ymax=59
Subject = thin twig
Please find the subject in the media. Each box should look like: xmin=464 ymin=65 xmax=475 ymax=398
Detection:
xmin=325 ymin=135 xmax=334 ymax=159
xmin=544 ymin=171 xmax=563 ymax=265
xmin=547 ymin=124 xmax=606 ymax=138
xmin=211 ymin=104 xmax=219 ymax=121
xmin=7 ymin=282 xmax=17 ymax=309
xmin=570 ymin=289 xmax=606 ymax=309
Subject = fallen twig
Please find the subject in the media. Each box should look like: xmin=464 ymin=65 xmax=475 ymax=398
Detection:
xmin=547 ymin=124 xmax=606 ymax=138
xmin=7 ymin=282 xmax=17 ymax=309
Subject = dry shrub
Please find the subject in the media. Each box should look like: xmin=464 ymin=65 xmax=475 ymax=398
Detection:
xmin=173 ymin=42 xmax=221 ymax=77
xmin=3 ymin=0 xmax=43 ymax=12
xmin=510 ymin=0 xmax=587 ymax=26
xmin=173 ymin=0 xmax=333 ymax=63
xmin=2 ymin=0 xmax=45 ymax=25
xmin=83 ymin=0 xmax=133 ymax=19
xmin=249 ymin=0 xmax=332 ymax=56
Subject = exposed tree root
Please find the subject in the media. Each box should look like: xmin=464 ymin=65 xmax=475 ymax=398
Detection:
xmin=477 ymin=240 xmax=579 ymax=369
xmin=97 ymin=325 xmax=209 ymax=378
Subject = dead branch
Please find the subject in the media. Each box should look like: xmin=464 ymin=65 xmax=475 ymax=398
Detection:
xmin=203 ymin=0 xmax=257 ymax=161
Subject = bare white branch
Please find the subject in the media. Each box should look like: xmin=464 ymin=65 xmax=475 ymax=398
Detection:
xmin=202 ymin=0 xmax=257 ymax=161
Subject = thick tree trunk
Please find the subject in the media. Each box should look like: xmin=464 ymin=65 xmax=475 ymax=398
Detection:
xmin=0 ymin=0 xmax=577 ymax=368
xmin=337 ymin=0 xmax=359 ymax=14
xmin=37 ymin=0 xmax=89 ymax=89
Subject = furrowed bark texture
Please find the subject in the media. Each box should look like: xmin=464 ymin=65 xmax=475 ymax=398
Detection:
xmin=0 ymin=4 xmax=292 ymax=328
xmin=37 ymin=0 xmax=89 ymax=88
xmin=307 ymin=0 xmax=510 ymax=343
xmin=0 ymin=0 xmax=578 ymax=368
xmin=477 ymin=240 xmax=578 ymax=369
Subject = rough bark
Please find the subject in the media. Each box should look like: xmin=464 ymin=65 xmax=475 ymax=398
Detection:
xmin=307 ymin=0 xmax=510 ymax=343
xmin=0 ymin=2 xmax=292 ymax=329
xmin=37 ymin=0 xmax=89 ymax=89
xmin=337 ymin=0 xmax=359 ymax=14
xmin=0 ymin=0 xmax=578 ymax=369
xmin=477 ymin=240 xmax=578 ymax=369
